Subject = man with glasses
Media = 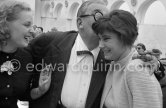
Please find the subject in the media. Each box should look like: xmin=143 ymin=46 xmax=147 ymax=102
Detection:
xmin=28 ymin=1 xmax=158 ymax=108
xmin=28 ymin=1 xmax=109 ymax=108
xmin=133 ymin=43 xmax=151 ymax=62
xmin=134 ymin=44 xmax=165 ymax=81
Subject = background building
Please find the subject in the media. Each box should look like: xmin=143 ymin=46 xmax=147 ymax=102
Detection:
xmin=0 ymin=0 xmax=165 ymax=57
xmin=34 ymin=0 xmax=166 ymax=58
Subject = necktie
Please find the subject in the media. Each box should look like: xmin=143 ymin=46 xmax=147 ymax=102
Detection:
xmin=103 ymin=104 xmax=107 ymax=108
xmin=77 ymin=50 xmax=93 ymax=56
xmin=77 ymin=50 xmax=94 ymax=65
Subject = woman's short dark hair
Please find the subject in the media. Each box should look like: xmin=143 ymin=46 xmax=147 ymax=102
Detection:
xmin=0 ymin=0 xmax=31 ymax=45
xmin=92 ymin=9 xmax=138 ymax=47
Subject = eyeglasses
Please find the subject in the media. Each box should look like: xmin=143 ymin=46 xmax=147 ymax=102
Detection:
xmin=79 ymin=11 xmax=103 ymax=21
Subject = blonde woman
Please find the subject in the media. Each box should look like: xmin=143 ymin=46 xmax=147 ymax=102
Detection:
xmin=0 ymin=1 xmax=51 ymax=108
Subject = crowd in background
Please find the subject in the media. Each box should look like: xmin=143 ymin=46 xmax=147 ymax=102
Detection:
xmin=134 ymin=43 xmax=166 ymax=107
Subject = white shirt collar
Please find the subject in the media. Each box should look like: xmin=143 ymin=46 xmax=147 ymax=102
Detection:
xmin=74 ymin=34 xmax=100 ymax=63
xmin=91 ymin=46 xmax=100 ymax=63
xmin=75 ymin=34 xmax=89 ymax=52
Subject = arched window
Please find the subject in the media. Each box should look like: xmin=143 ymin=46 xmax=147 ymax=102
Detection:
xmin=67 ymin=2 xmax=80 ymax=30
xmin=144 ymin=1 xmax=166 ymax=25
xmin=42 ymin=3 xmax=51 ymax=17
xmin=68 ymin=2 xmax=79 ymax=19
xmin=54 ymin=3 xmax=63 ymax=18
xmin=110 ymin=0 xmax=131 ymax=12
xmin=119 ymin=2 xmax=131 ymax=12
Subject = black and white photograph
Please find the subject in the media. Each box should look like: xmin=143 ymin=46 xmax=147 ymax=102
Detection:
xmin=0 ymin=0 xmax=166 ymax=108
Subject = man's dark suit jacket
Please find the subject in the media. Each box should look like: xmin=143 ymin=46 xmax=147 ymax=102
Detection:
xmin=28 ymin=31 xmax=110 ymax=108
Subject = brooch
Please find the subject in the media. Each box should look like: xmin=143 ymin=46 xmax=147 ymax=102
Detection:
xmin=0 ymin=61 xmax=14 ymax=75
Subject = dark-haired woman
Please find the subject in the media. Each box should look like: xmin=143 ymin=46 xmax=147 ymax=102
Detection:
xmin=92 ymin=10 xmax=162 ymax=108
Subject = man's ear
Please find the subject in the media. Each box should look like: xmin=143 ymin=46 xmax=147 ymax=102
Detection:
xmin=77 ymin=18 xmax=83 ymax=29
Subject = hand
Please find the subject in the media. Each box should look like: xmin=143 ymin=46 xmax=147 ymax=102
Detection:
xmin=132 ymin=52 xmax=159 ymax=75
xmin=132 ymin=53 xmax=153 ymax=62
xmin=38 ymin=64 xmax=52 ymax=94
xmin=143 ymin=55 xmax=159 ymax=75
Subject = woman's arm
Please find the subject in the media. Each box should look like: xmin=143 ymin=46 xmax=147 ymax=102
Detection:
xmin=126 ymin=60 xmax=163 ymax=108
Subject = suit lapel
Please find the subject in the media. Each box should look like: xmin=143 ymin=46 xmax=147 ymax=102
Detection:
xmin=85 ymin=50 xmax=110 ymax=108
xmin=100 ymin=70 xmax=113 ymax=108
xmin=55 ymin=32 xmax=78 ymax=97
xmin=57 ymin=32 xmax=77 ymax=63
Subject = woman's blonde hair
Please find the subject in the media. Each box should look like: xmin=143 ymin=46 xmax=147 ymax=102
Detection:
xmin=0 ymin=0 xmax=31 ymax=45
